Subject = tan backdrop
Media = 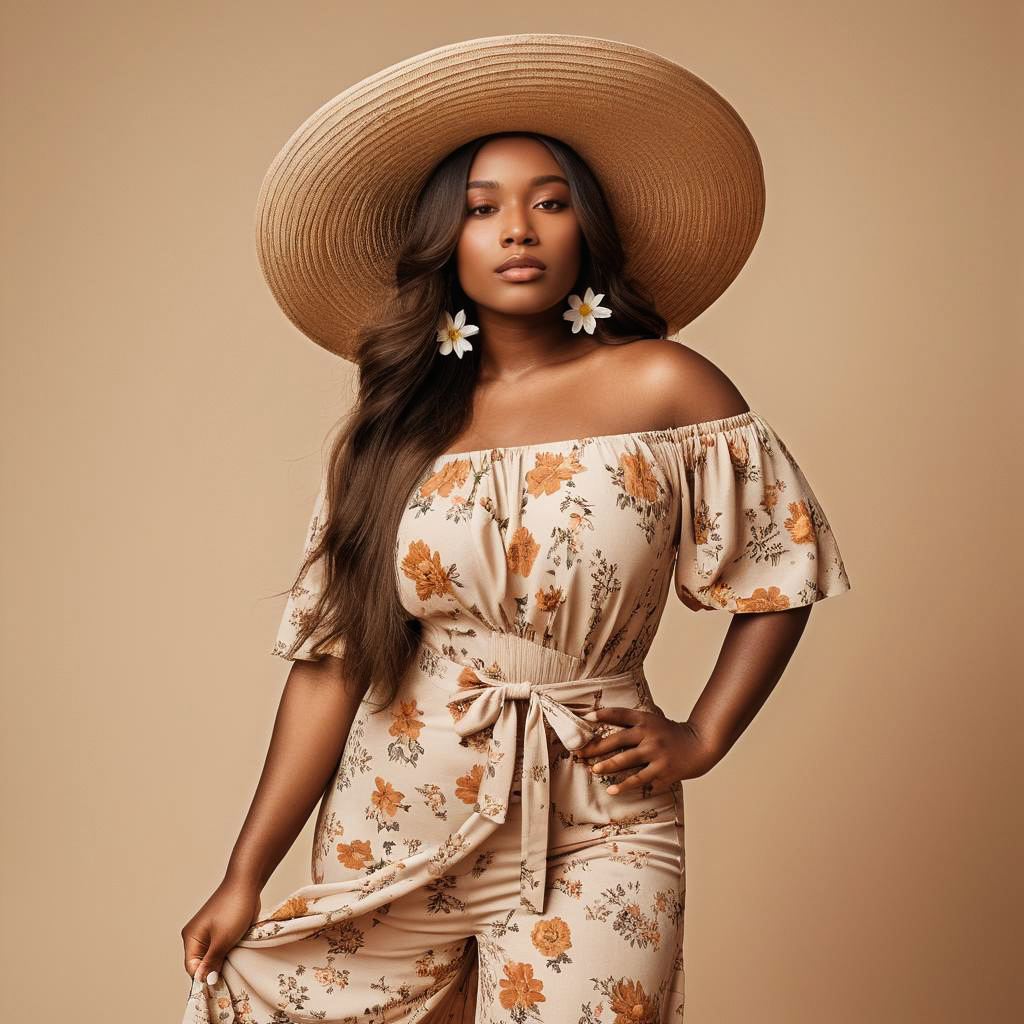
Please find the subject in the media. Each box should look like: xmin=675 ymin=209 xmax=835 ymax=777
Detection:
xmin=2 ymin=2 xmax=1020 ymax=1021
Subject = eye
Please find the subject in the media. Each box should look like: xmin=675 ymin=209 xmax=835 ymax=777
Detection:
xmin=466 ymin=198 xmax=568 ymax=217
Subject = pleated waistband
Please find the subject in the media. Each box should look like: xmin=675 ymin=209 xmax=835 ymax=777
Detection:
xmin=415 ymin=627 xmax=647 ymax=693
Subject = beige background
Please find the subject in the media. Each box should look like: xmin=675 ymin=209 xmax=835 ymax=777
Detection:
xmin=2 ymin=2 xmax=1020 ymax=1020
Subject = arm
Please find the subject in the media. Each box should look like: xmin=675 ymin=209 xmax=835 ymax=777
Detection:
xmin=181 ymin=654 xmax=366 ymax=985
xmin=223 ymin=654 xmax=367 ymax=889
xmin=684 ymin=603 xmax=812 ymax=770
xmin=577 ymin=344 xmax=845 ymax=790
xmin=578 ymin=606 xmax=813 ymax=790
xmin=647 ymin=341 xmax=820 ymax=765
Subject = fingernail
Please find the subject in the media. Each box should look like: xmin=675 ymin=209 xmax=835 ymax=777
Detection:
xmin=206 ymin=970 xmax=219 ymax=985
xmin=607 ymin=785 xmax=619 ymax=794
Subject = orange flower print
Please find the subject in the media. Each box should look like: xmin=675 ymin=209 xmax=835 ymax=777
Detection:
xmin=389 ymin=699 xmax=425 ymax=742
xmin=371 ymin=777 xmax=406 ymax=816
xmin=608 ymin=977 xmax=658 ymax=1022
xmin=535 ymin=584 xmax=563 ymax=612
xmin=270 ymin=895 xmax=309 ymax=921
xmin=336 ymin=838 xmax=373 ymax=870
xmin=784 ymin=500 xmax=816 ymax=544
xmin=762 ymin=480 xmax=783 ymax=512
xmin=525 ymin=451 xmax=587 ymax=497
xmin=498 ymin=961 xmax=546 ymax=1010
xmin=620 ymin=451 xmax=659 ymax=503
xmin=455 ymin=763 xmax=484 ymax=804
xmin=455 ymin=666 xmax=484 ymax=690
xmin=619 ymin=903 xmax=661 ymax=949
xmin=726 ymin=433 xmax=750 ymax=468
xmin=401 ymin=540 xmax=455 ymax=601
xmin=507 ymin=526 xmax=540 ymax=576
xmin=692 ymin=498 xmax=713 ymax=545
xmin=230 ymin=991 xmax=254 ymax=1023
xmin=312 ymin=961 xmax=350 ymax=991
xmin=530 ymin=916 xmax=572 ymax=957
xmin=419 ymin=458 xmax=470 ymax=498
xmin=735 ymin=585 xmax=791 ymax=612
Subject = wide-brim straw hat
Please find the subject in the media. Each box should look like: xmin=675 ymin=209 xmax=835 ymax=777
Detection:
xmin=255 ymin=32 xmax=765 ymax=361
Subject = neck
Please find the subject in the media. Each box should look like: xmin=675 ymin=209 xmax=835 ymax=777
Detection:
xmin=472 ymin=305 xmax=599 ymax=383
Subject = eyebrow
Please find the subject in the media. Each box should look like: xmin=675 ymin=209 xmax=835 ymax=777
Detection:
xmin=466 ymin=174 xmax=570 ymax=190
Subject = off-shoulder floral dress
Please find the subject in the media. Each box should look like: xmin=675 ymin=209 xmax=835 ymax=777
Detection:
xmin=183 ymin=409 xmax=850 ymax=1024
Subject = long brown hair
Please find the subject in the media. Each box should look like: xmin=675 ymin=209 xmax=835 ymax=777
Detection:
xmin=284 ymin=131 xmax=667 ymax=711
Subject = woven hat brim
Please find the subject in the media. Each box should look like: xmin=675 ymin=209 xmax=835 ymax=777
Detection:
xmin=255 ymin=33 xmax=765 ymax=360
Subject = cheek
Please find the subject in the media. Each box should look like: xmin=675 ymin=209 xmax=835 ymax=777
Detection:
xmin=545 ymin=219 xmax=582 ymax=285
xmin=455 ymin=226 xmax=492 ymax=288
xmin=549 ymin=215 xmax=582 ymax=255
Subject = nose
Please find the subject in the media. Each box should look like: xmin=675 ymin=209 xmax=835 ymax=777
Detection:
xmin=501 ymin=219 xmax=535 ymax=246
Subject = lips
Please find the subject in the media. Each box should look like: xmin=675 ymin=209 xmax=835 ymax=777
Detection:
xmin=495 ymin=254 xmax=546 ymax=272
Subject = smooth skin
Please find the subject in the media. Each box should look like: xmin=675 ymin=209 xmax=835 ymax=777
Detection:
xmin=181 ymin=134 xmax=813 ymax=990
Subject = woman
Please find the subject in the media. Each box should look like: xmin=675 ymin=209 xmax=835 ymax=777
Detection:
xmin=181 ymin=35 xmax=851 ymax=1023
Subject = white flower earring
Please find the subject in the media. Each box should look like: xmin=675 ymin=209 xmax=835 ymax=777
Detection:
xmin=563 ymin=286 xmax=612 ymax=334
xmin=437 ymin=309 xmax=479 ymax=358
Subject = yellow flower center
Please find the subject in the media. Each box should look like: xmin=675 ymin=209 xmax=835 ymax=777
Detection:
xmin=448 ymin=329 xmax=460 ymax=340
xmin=579 ymin=303 xmax=591 ymax=315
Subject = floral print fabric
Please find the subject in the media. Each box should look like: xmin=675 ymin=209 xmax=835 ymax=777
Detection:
xmin=273 ymin=410 xmax=850 ymax=669
xmin=184 ymin=409 xmax=849 ymax=1023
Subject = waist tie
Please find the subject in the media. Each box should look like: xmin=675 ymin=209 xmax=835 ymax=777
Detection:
xmin=446 ymin=667 xmax=640 ymax=915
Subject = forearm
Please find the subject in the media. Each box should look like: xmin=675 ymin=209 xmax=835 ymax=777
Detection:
xmin=686 ymin=604 xmax=813 ymax=765
xmin=223 ymin=657 xmax=367 ymax=890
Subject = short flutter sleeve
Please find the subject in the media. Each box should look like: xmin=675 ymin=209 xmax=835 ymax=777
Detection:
xmin=671 ymin=410 xmax=851 ymax=613
xmin=270 ymin=472 xmax=346 ymax=661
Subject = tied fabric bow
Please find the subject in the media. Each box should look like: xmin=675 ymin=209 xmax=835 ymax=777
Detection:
xmin=447 ymin=672 xmax=635 ymax=914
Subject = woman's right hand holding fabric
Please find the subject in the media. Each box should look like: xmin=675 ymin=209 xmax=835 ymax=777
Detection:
xmin=181 ymin=877 xmax=262 ymax=990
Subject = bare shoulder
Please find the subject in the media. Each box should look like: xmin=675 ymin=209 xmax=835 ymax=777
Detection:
xmin=599 ymin=338 xmax=750 ymax=427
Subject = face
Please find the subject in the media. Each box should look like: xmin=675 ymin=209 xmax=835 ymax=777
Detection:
xmin=456 ymin=136 xmax=582 ymax=317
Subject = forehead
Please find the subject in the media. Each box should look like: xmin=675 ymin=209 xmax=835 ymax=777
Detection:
xmin=466 ymin=137 xmax=564 ymax=187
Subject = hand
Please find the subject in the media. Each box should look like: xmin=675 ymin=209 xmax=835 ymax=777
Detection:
xmin=575 ymin=708 xmax=720 ymax=797
xmin=181 ymin=877 xmax=263 ymax=991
